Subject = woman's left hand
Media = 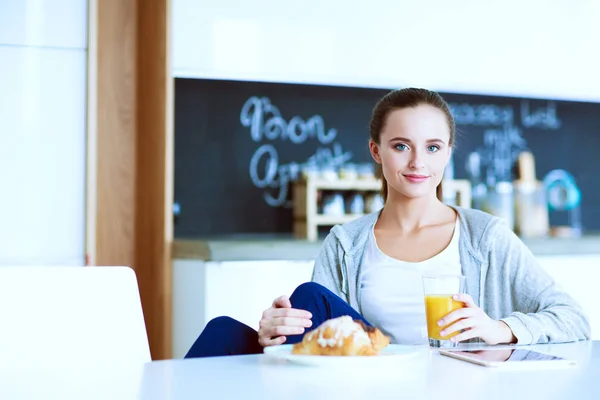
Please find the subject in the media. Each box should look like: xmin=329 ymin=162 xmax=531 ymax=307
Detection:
xmin=438 ymin=293 xmax=517 ymax=345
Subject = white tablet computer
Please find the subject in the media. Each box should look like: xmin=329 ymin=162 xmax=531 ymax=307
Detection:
xmin=439 ymin=348 xmax=577 ymax=369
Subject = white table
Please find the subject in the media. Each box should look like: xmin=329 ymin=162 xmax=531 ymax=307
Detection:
xmin=3 ymin=341 xmax=599 ymax=399
xmin=140 ymin=341 xmax=600 ymax=400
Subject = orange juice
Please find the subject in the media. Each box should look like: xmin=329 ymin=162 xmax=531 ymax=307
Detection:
xmin=424 ymin=295 xmax=465 ymax=340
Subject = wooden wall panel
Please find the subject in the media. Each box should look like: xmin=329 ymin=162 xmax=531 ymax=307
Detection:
xmin=135 ymin=0 xmax=173 ymax=361
xmin=93 ymin=0 xmax=137 ymax=268
xmin=87 ymin=0 xmax=173 ymax=360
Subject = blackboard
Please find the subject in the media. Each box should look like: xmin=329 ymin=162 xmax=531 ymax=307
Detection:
xmin=174 ymin=78 xmax=600 ymax=237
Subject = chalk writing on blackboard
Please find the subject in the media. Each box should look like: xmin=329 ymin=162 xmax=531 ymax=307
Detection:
xmin=449 ymin=103 xmax=513 ymax=126
xmin=242 ymin=96 xmax=352 ymax=207
xmin=450 ymin=100 xmax=561 ymax=182
xmin=241 ymin=96 xmax=338 ymax=144
xmin=241 ymin=97 xmax=563 ymax=207
xmin=521 ymin=101 xmax=561 ymax=129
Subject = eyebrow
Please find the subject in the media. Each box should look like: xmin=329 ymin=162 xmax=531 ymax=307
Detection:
xmin=388 ymin=137 xmax=446 ymax=144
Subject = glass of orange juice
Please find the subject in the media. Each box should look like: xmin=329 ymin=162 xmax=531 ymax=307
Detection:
xmin=422 ymin=274 xmax=465 ymax=348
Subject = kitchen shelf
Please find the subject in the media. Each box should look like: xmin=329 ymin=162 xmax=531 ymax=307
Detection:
xmin=292 ymin=177 xmax=382 ymax=241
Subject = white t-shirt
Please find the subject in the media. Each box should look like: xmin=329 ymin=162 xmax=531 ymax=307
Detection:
xmin=359 ymin=219 xmax=461 ymax=345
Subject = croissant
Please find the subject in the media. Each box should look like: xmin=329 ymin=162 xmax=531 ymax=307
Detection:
xmin=291 ymin=315 xmax=390 ymax=356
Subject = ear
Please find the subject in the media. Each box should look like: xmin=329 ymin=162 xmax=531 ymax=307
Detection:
xmin=369 ymin=140 xmax=382 ymax=164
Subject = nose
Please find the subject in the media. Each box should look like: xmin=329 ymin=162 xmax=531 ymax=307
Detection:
xmin=409 ymin=149 xmax=425 ymax=170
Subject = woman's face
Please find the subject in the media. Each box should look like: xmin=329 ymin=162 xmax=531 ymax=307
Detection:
xmin=369 ymin=104 xmax=452 ymax=200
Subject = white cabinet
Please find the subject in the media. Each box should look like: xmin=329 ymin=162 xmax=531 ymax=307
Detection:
xmin=172 ymin=259 xmax=313 ymax=358
xmin=0 ymin=0 xmax=88 ymax=49
xmin=172 ymin=0 xmax=600 ymax=102
xmin=0 ymin=46 xmax=86 ymax=265
xmin=0 ymin=0 xmax=87 ymax=266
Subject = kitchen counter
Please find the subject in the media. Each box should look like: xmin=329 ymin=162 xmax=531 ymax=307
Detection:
xmin=172 ymin=234 xmax=600 ymax=262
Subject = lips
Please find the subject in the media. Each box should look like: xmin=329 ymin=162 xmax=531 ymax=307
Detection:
xmin=403 ymin=174 xmax=430 ymax=183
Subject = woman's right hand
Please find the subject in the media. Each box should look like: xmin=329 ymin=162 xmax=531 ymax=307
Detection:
xmin=258 ymin=295 xmax=313 ymax=347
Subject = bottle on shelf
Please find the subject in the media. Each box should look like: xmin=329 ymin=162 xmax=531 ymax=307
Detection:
xmin=481 ymin=166 xmax=515 ymax=231
xmin=465 ymin=152 xmax=487 ymax=210
xmin=513 ymin=151 xmax=550 ymax=238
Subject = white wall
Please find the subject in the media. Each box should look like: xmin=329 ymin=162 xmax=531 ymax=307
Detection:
xmin=0 ymin=0 xmax=88 ymax=265
xmin=173 ymin=0 xmax=600 ymax=102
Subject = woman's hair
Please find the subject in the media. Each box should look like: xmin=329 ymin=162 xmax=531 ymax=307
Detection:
xmin=369 ymin=88 xmax=455 ymax=201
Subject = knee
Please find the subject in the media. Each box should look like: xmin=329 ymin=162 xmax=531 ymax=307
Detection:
xmin=204 ymin=316 xmax=240 ymax=332
xmin=290 ymin=282 xmax=328 ymax=300
xmin=186 ymin=316 xmax=248 ymax=359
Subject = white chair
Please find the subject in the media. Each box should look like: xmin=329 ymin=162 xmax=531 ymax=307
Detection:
xmin=0 ymin=266 xmax=151 ymax=369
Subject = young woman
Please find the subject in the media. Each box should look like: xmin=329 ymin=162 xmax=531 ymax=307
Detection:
xmin=185 ymin=88 xmax=590 ymax=358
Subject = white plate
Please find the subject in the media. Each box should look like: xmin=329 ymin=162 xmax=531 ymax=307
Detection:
xmin=263 ymin=344 xmax=422 ymax=367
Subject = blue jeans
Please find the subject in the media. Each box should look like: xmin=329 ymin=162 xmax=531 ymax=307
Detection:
xmin=184 ymin=282 xmax=371 ymax=358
